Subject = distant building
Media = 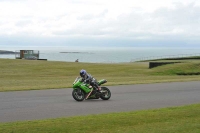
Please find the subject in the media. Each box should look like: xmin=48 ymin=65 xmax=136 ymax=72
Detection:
xmin=15 ymin=50 xmax=39 ymax=60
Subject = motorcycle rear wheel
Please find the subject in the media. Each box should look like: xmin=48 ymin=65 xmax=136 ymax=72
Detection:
xmin=100 ymin=87 xmax=111 ymax=100
xmin=72 ymin=89 xmax=85 ymax=101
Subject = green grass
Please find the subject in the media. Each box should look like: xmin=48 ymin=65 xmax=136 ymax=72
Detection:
xmin=1 ymin=59 xmax=200 ymax=91
xmin=152 ymin=62 xmax=200 ymax=75
xmin=1 ymin=59 xmax=200 ymax=132
xmin=0 ymin=104 xmax=199 ymax=133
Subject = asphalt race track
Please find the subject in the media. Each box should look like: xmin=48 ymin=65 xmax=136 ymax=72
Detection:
xmin=0 ymin=81 xmax=200 ymax=123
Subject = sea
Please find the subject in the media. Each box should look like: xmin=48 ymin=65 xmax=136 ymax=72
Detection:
xmin=1 ymin=47 xmax=200 ymax=63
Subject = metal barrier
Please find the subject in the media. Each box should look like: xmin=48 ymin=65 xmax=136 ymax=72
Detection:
xmin=131 ymin=53 xmax=200 ymax=62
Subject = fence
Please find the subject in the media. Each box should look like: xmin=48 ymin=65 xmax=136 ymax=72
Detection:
xmin=131 ymin=53 xmax=200 ymax=62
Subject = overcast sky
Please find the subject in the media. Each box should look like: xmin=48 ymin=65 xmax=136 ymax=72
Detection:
xmin=0 ymin=0 xmax=200 ymax=49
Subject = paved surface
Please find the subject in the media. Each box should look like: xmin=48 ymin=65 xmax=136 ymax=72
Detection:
xmin=0 ymin=81 xmax=200 ymax=123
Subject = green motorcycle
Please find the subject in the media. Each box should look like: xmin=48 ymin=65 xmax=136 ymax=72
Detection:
xmin=72 ymin=77 xmax=111 ymax=101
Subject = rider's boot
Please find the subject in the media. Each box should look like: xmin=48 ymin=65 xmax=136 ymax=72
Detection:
xmin=97 ymin=87 xmax=103 ymax=93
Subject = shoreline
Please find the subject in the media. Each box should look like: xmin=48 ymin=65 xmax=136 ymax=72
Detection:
xmin=0 ymin=50 xmax=19 ymax=54
xmin=60 ymin=52 xmax=94 ymax=54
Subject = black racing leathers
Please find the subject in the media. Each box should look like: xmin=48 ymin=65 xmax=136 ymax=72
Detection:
xmin=81 ymin=73 xmax=99 ymax=90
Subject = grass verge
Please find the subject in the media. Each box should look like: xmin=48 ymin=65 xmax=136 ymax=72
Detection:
xmin=1 ymin=59 xmax=200 ymax=91
xmin=0 ymin=104 xmax=199 ymax=133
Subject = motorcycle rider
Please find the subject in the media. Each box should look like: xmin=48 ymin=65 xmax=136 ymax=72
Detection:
xmin=79 ymin=69 xmax=101 ymax=92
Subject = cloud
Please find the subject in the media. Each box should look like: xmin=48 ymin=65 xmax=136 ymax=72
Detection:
xmin=0 ymin=0 xmax=200 ymax=47
xmin=52 ymin=2 xmax=200 ymax=41
xmin=149 ymin=2 xmax=200 ymax=41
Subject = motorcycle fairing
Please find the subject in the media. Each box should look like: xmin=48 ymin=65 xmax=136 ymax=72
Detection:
xmin=98 ymin=79 xmax=107 ymax=86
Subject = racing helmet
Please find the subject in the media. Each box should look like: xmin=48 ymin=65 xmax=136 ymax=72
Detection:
xmin=80 ymin=69 xmax=86 ymax=77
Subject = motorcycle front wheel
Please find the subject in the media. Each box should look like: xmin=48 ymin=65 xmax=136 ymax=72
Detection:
xmin=100 ymin=87 xmax=111 ymax=100
xmin=72 ymin=89 xmax=85 ymax=101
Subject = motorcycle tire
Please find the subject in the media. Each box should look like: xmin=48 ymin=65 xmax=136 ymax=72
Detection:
xmin=72 ymin=89 xmax=85 ymax=101
xmin=100 ymin=87 xmax=111 ymax=100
